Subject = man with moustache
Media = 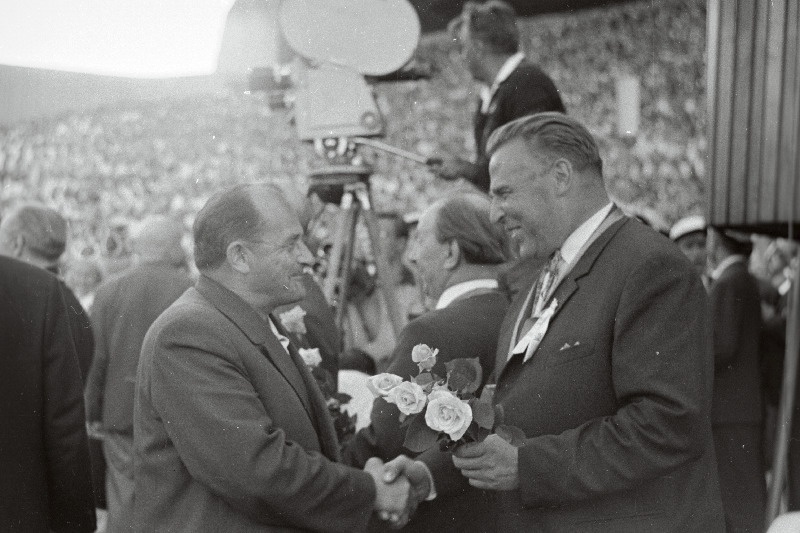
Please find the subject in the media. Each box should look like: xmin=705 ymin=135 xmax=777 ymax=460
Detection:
xmin=385 ymin=113 xmax=724 ymax=531
xmin=134 ymin=184 xmax=413 ymax=532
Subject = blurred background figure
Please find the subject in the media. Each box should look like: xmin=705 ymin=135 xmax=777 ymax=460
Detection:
xmin=84 ymin=214 xmax=192 ymax=531
xmin=64 ymin=257 xmax=104 ymax=313
xmin=707 ymin=226 xmax=766 ymax=532
xmin=427 ymin=0 xmax=565 ymax=192
xmin=0 ymin=203 xmax=95 ymax=378
xmin=0 ymin=255 xmax=96 ymax=533
xmin=670 ymin=214 xmax=709 ymax=288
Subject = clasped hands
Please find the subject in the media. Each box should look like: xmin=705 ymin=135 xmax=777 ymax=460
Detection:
xmin=364 ymin=434 xmax=519 ymax=528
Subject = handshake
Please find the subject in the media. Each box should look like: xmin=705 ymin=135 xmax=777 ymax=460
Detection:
xmin=364 ymin=456 xmax=432 ymax=529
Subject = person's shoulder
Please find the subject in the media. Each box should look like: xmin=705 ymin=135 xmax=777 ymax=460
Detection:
xmin=0 ymin=255 xmax=59 ymax=296
xmin=600 ymin=217 xmax=696 ymax=278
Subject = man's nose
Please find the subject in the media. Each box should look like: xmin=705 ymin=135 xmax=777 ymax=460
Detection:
xmin=489 ymin=201 xmax=504 ymax=225
xmin=296 ymin=242 xmax=314 ymax=266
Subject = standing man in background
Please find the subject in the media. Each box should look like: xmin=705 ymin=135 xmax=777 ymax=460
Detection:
xmin=85 ymin=215 xmax=192 ymax=531
xmin=429 ymin=0 xmax=565 ymax=192
xmin=0 ymin=255 xmax=96 ymax=532
xmin=707 ymin=227 xmax=766 ymax=532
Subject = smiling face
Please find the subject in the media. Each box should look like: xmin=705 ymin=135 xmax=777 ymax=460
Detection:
xmin=489 ymin=138 xmax=564 ymax=259
xmin=242 ymin=195 xmax=314 ymax=310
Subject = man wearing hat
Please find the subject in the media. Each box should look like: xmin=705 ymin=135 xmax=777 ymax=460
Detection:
xmin=707 ymin=226 xmax=765 ymax=532
xmin=670 ymin=214 xmax=709 ymax=288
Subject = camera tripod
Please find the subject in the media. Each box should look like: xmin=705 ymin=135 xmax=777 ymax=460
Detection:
xmin=310 ymin=139 xmax=411 ymax=340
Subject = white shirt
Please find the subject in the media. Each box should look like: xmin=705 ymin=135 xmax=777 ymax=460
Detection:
xmin=710 ymin=255 xmax=747 ymax=280
xmin=479 ymin=52 xmax=525 ymax=113
xmin=268 ymin=318 xmax=291 ymax=353
xmin=435 ymin=279 xmax=499 ymax=310
xmin=559 ymin=203 xmax=615 ymax=268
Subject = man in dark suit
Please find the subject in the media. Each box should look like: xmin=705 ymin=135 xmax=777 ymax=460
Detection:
xmin=134 ymin=184 xmax=414 ymax=531
xmin=343 ymin=192 xmax=510 ymax=531
xmin=0 ymin=203 xmax=94 ymax=377
xmin=707 ymin=227 xmax=766 ymax=532
xmin=387 ymin=113 xmax=724 ymax=531
xmin=0 ymin=255 xmax=96 ymax=532
xmin=429 ymin=1 xmax=565 ymax=192
xmin=84 ymin=215 xmax=192 ymax=530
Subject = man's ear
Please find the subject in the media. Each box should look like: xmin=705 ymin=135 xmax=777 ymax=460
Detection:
xmin=444 ymin=239 xmax=461 ymax=270
xmin=551 ymin=158 xmax=573 ymax=196
xmin=226 ymin=241 xmax=251 ymax=274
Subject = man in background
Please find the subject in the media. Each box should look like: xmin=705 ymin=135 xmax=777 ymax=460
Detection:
xmin=0 ymin=255 xmax=96 ymax=532
xmin=343 ymin=192 xmax=510 ymax=532
xmin=429 ymin=0 xmax=565 ymax=192
xmin=0 ymin=203 xmax=94 ymax=377
xmin=670 ymin=214 xmax=709 ymax=289
xmin=85 ymin=215 xmax=192 ymax=530
xmin=707 ymin=227 xmax=766 ymax=532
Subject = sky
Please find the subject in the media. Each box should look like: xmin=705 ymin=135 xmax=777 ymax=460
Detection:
xmin=0 ymin=0 xmax=237 ymax=78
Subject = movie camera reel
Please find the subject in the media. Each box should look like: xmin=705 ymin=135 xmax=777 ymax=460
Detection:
xmin=250 ymin=0 xmax=429 ymax=335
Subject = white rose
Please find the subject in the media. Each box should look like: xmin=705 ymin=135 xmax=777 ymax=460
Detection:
xmin=411 ymin=344 xmax=439 ymax=372
xmin=279 ymin=305 xmax=307 ymax=335
xmin=385 ymin=381 xmax=428 ymax=415
xmin=425 ymin=390 xmax=473 ymax=441
xmin=298 ymin=348 xmax=322 ymax=368
xmin=367 ymin=373 xmax=404 ymax=397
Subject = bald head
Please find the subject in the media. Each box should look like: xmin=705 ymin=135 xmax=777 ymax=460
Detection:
xmin=0 ymin=203 xmax=67 ymax=268
xmin=130 ymin=215 xmax=186 ymax=266
xmin=193 ymin=184 xmax=296 ymax=272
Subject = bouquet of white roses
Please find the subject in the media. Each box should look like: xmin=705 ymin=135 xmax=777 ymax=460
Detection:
xmin=367 ymin=344 xmax=524 ymax=453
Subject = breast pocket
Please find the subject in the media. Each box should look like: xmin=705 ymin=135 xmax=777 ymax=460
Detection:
xmin=546 ymin=341 xmax=595 ymax=367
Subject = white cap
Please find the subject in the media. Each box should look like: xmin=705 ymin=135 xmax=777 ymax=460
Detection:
xmin=669 ymin=215 xmax=706 ymax=241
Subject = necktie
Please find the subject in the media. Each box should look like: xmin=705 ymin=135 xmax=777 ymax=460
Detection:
xmin=515 ymin=250 xmax=564 ymax=346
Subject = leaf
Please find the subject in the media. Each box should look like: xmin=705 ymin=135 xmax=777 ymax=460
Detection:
xmin=470 ymin=399 xmax=495 ymax=430
xmin=414 ymin=372 xmax=435 ymax=387
xmin=465 ymin=423 xmax=491 ymax=443
xmin=403 ymin=412 xmax=440 ymax=453
xmin=445 ymin=358 xmax=483 ymax=395
xmin=335 ymin=392 xmax=352 ymax=404
xmin=479 ymin=384 xmax=496 ymax=404
xmin=495 ymin=425 xmax=527 ymax=448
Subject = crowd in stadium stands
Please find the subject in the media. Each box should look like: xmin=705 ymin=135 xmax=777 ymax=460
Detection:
xmin=0 ymin=0 xmax=711 ymax=273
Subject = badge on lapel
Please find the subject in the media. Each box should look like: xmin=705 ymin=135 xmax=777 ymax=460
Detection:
xmin=512 ymin=299 xmax=558 ymax=363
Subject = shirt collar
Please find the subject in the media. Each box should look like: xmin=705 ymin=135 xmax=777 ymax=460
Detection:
xmin=559 ymin=203 xmax=614 ymax=265
xmin=480 ymin=52 xmax=525 ymax=112
xmin=711 ymin=255 xmax=746 ymax=280
xmin=435 ymin=279 xmax=499 ymax=310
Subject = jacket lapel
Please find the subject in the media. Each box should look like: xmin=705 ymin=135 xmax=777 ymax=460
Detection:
xmin=495 ymin=216 xmax=630 ymax=381
xmin=272 ymin=318 xmax=342 ymax=461
xmin=195 ymin=276 xmax=314 ymax=421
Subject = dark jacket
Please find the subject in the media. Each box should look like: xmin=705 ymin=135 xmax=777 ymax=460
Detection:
xmin=84 ymin=260 xmax=192 ymax=433
xmin=0 ymin=256 xmax=96 ymax=532
xmin=470 ymin=60 xmax=565 ymax=191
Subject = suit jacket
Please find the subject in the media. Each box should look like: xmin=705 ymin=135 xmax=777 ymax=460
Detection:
xmin=134 ymin=275 xmax=375 ymax=532
xmin=709 ymin=260 xmax=763 ymax=425
xmin=469 ymin=61 xmax=565 ymax=192
xmin=85 ymin=260 xmax=192 ymax=433
xmin=275 ymin=273 xmax=342 ymax=383
xmin=57 ymin=278 xmax=94 ymax=379
xmin=425 ymin=218 xmax=724 ymax=532
xmin=0 ymin=256 xmax=96 ymax=532
xmin=343 ymin=288 xmax=508 ymax=533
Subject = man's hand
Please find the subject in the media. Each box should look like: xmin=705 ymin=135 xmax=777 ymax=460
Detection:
xmin=364 ymin=457 xmax=411 ymax=528
xmin=452 ymin=434 xmax=520 ymax=491
xmin=382 ymin=455 xmax=433 ymax=507
xmin=426 ymin=155 xmax=477 ymax=182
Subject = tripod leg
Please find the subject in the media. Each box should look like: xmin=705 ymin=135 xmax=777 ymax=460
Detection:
xmin=358 ymin=194 xmax=403 ymax=339
xmin=334 ymin=201 xmax=360 ymax=333
xmin=323 ymin=192 xmax=356 ymax=304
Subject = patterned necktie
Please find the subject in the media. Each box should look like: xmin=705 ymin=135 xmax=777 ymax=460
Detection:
xmin=515 ymin=250 xmax=564 ymax=345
